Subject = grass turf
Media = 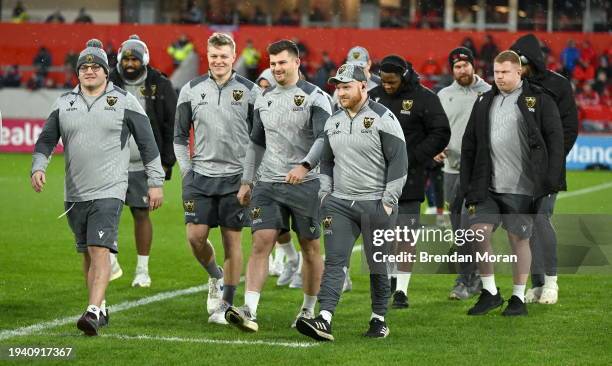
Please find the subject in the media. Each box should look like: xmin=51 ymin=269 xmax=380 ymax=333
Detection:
xmin=0 ymin=154 xmax=611 ymax=365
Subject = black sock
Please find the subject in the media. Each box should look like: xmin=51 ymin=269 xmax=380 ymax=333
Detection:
xmin=222 ymin=285 xmax=236 ymax=305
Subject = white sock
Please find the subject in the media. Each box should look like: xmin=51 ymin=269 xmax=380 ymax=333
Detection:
xmin=481 ymin=275 xmax=497 ymax=295
xmin=245 ymin=291 xmax=261 ymax=316
xmin=278 ymin=241 xmax=298 ymax=262
xmin=100 ymin=300 xmax=107 ymax=316
xmin=87 ymin=304 xmax=100 ymax=320
xmin=302 ymin=294 xmax=317 ymax=312
xmin=371 ymin=312 xmax=385 ymax=322
xmin=395 ymin=272 xmax=411 ymax=294
xmin=109 ymin=253 xmax=117 ymax=267
xmin=136 ymin=255 xmax=149 ymax=271
xmin=513 ymin=284 xmax=526 ymax=302
xmin=544 ymin=275 xmax=558 ymax=288
xmin=320 ymin=310 xmax=332 ymax=323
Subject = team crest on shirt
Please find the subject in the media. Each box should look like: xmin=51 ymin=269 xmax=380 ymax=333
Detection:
xmin=525 ymin=96 xmax=536 ymax=112
xmin=294 ymin=95 xmax=305 ymax=106
xmin=401 ymin=99 xmax=413 ymax=115
xmin=140 ymin=84 xmax=157 ymax=98
xmin=467 ymin=205 xmax=476 ymax=216
xmin=363 ymin=117 xmax=374 ymax=129
xmin=183 ymin=200 xmax=195 ymax=215
xmin=105 ymin=96 xmax=118 ymax=111
xmin=232 ymin=89 xmax=244 ymax=101
xmin=250 ymin=207 xmax=262 ymax=224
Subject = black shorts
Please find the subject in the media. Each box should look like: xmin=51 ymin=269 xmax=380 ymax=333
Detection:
xmin=250 ymin=180 xmax=321 ymax=240
xmin=125 ymin=170 xmax=149 ymax=208
xmin=467 ymin=191 xmax=534 ymax=239
xmin=65 ymin=198 xmax=123 ymax=254
xmin=182 ymin=171 xmax=247 ymax=229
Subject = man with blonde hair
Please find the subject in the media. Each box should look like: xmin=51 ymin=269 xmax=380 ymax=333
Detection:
xmin=174 ymin=32 xmax=261 ymax=324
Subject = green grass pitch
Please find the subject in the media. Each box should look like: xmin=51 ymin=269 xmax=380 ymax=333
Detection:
xmin=0 ymin=154 xmax=611 ymax=365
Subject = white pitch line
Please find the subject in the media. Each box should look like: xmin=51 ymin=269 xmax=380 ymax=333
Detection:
xmin=557 ymin=181 xmax=612 ymax=200
xmin=1 ymin=245 xmax=365 ymax=342
xmin=97 ymin=333 xmax=319 ymax=348
xmin=0 ymin=284 xmax=207 ymax=341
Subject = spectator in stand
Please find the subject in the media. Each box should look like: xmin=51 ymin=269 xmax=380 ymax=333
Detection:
xmin=578 ymin=40 xmax=597 ymax=67
xmin=546 ymin=54 xmax=564 ymax=74
xmin=12 ymin=1 xmax=29 ymax=23
xmin=2 ymin=65 xmax=22 ymax=87
xmin=180 ymin=0 xmax=203 ymax=24
xmin=595 ymin=53 xmax=610 ymax=79
xmin=576 ymin=83 xmax=601 ymax=108
xmin=63 ymin=49 xmax=79 ymax=88
xmin=573 ymin=58 xmax=596 ymax=84
xmin=479 ymin=34 xmax=498 ymax=80
xmin=592 ymin=71 xmax=609 ymax=96
xmin=240 ymin=40 xmax=261 ymax=81
xmin=74 ymin=7 xmax=93 ymax=23
xmin=167 ymin=34 xmax=194 ymax=70
xmin=600 ymin=88 xmax=612 ymax=108
xmin=560 ymin=39 xmax=580 ymax=78
xmin=310 ymin=6 xmax=326 ymax=22
xmin=33 ymin=46 xmax=52 ymax=77
xmin=313 ymin=51 xmax=336 ymax=92
xmin=46 ymin=9 xmax=65 ymax=23
xmin=420 ymin=55 xmax=442 ymax=89
xmin=105 ymin=42 xmax=118 ymax=69
xmin=253 ymin=6 xmax=267 ymax=24
xmin=461 ymin=37 xmax=478 ymax=59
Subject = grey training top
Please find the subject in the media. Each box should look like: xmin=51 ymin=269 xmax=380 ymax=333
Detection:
xmin=438 ymin=75 xmax=491 ymax=174
xmin=489 ymin=81 xmax=534 ymax=195
xmin=242 ymin=80 xmax=333 ymax=184
xmin=320 ymin=99 xmax=408 ymax=206
xmin=174 ymin=72 xmax=261 ymax=178
xmin=32 ymin=82 xmax=165 ymax=202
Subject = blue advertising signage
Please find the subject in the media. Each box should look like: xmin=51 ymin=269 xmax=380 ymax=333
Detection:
xmin=566 ymin=135 xmax=612 ymax=170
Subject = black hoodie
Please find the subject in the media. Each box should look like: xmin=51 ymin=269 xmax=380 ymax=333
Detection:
xmin=370 ymin=67 xmax=450 ymax=202
xmin=109 ymin=65 xmax=178 ymax=180
xmin=511 ymin=34 xmax=578 ymax=191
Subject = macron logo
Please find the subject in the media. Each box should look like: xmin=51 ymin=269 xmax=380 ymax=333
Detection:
xmin=98 ymin=231 xmax=104 ymax=239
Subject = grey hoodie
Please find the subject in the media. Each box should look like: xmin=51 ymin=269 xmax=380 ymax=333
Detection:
xmin=437 ymin=75 xmax=491 ymax=174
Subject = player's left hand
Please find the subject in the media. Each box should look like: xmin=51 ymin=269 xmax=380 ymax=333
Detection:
xmin=285 ymin=165 xmax=309 ymax=185
xmin=433 ymin=148 xmax=447 ymax=163
xmin=148 ymin=187 xmax=164 ymax=210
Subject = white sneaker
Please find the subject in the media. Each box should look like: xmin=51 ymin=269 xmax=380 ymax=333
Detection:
xmin=525 ymin=286 xmax=543 ymax=303
xmin=277 ymin=255 xmax=299 ymax=286
xmin=110 ymin=256 xmax=123 ymax=281
xmin=270 ymin=250 xmax=285 ymax=276
xmin=342 ymin=273 xmax=353 ymax=292
xmin=538 ymin=284 xmax=558 ymax=304
xmin=289 ymin=270 xmax=303 ymax=288
xmin=131 ymin=269 xmax=151 ymax=287
xmin=269 ymin=255 xmax=281 ymax=276
xmin=291 ymin=307 xmax=314 ymax=328
xmin=208 ymin=302 xmax=230 ymax=325
xmin=207 ymin=274 xmax=224 ymax=315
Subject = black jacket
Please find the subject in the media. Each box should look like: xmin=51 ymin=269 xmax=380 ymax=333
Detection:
xmin=370 ymin=69 xmax=450 ymax=202
xmin=511 ymin=34 xmax=578 ymax=190
xmin=109 ymin=66 xmax=178 ymax=179
xmin=460 ymin=81 xmax=564 ymax=205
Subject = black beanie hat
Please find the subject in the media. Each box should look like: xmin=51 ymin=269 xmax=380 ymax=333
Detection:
xmin=448 ymin=47 xmax=474 ymax=69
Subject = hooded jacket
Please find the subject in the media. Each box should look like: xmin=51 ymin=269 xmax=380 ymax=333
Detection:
xmin=460 ymin=80 xmax=564 ymax=205
xmin=370 ymin=67 xmax=450 ymax=202
xmin=109 ymin=65 xmax=177 ymax=179
xmin=510 ymin=34 xmax=578 ymax=190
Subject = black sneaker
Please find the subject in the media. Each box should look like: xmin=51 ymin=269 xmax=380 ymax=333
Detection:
xmin=467 ymin=288 xmax=503 ymax=315
xmin=391 ymin=291 xmax=409 ymax=309
xmin=502 ymin=295 xmax=528 ymax=316
xmin=99 ymin=309 xmax=109 ymax=327
xmin=225 ymin=305 xmax=258 ymax=332
xmin=364 ymin=318 xmax=390 ymax=338
xmin=295 ymin=315 xmax=334 ymax=341
xmin=77 ymin=311 xmax=99 ymax=336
